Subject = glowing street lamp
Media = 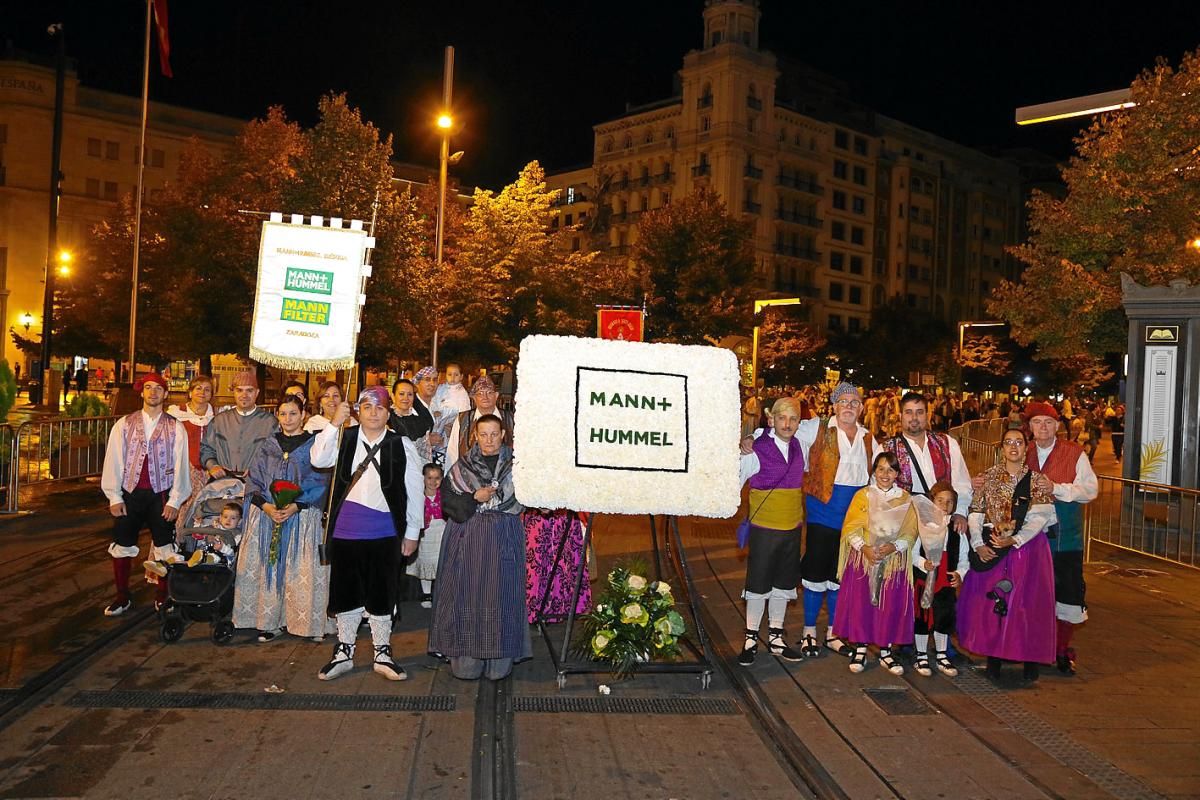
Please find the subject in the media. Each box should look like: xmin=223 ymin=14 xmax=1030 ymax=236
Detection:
xmin=19 ymin=312 xmax=35 ymax=332
xmin=431 ymin=45 xmax=455 ymax=371
xmin=57 ymin=249 xmax=72 ymax=277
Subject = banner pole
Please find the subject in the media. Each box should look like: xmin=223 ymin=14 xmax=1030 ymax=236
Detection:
xmin=320 ymin=192 xmax=381 ymax=564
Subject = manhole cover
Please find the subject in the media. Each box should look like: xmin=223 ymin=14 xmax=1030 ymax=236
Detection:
xmin=863 ymin=687 xmax=935 ymax=716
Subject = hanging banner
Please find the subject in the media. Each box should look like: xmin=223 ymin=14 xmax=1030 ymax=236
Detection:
xmin=596 ymin=307 xmax=644 ymax=341
xmin=249 ymin=220 xmax=371 ymax=371
xmin=512 ymin=335 xmax=741 ymax=518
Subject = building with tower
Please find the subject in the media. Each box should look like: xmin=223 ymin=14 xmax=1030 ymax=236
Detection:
xmin=546 ymin=0 xmax=1025 ymax=335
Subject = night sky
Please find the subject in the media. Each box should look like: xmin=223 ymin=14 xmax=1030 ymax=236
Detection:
xmin=4 ymin=1 xmax=1199 ymax=188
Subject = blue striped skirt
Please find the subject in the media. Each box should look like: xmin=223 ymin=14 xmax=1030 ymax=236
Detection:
xmin=429 ymin=511 xmax=532 ymax=661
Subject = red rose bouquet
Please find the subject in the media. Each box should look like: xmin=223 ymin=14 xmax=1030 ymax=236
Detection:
xmin=268 ymin=479 xmax=302 ymax=565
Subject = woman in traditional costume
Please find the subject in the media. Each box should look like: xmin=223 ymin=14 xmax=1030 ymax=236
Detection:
xmin=304 ymin=381 xmax=347 ymax=433
xmin=429 ymin=415 xmax=530 ymax=680
xmin=957 ymin=424 xmax=1057 ymax=682
xmin=168 ymin=375 xmax=215 ymax=529
xmin=234 ymin=395 xmax=338 ymax=642
xmin=832 ymin=451 xmax=918 ymax=675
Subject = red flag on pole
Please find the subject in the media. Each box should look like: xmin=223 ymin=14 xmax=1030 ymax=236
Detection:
xmin=596 ymin=307 xmax=644 ymax=341
xmin=151 ymin=0 xmax=172 ymax=77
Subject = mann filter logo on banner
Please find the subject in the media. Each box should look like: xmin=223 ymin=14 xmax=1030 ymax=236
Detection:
xmin=575 ymin=367 xmax=689 ymax=472
xmin=285 ymin=267 xmax=334 ymax=295
xmin=280 ymin=298 xmax=331 ymax=325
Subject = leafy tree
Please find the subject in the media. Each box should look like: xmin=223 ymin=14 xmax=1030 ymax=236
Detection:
xmin=757 ymin=310 xmax=826 ymax=389
xmin=442 ymin=161 xmax=616 ymax=364
xmin=633 ymin=189 xmax=755 ymax=345
xmin=1046 ymin=354 xmax=1116 ymax=394
xmin=831 ymin=298 xmax=955 ymax=385
xmin=989 ymin=49 xmax=1200 ymax=358
xmin=956 ymin=334 xmax=1013 ymax=376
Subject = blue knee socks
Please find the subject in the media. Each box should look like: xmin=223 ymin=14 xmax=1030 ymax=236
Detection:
xmin=825 ymin=589 xmax=839 ymax=625
xmin=803 ymin=588 xmax=823 ymax=627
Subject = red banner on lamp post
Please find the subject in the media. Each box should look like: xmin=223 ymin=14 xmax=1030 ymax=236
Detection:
xmin=596 ymin=307 xmax=644 ymax=341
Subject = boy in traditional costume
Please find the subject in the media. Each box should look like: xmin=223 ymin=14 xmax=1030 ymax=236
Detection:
xmin=910 ymin=482 xmax=969 ymax=677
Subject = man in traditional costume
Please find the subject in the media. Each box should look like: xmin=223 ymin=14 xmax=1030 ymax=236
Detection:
xmin=736 ymin=398 xmax=806 ymax=665
xmin=1023 ymin=401 xmax=1098 ymax=675
xmin=317 ymin=388 xmax=422 ymax=682
xmin=444 ymin=376 xmax=514 ymax=470
xmin=199 ymin=371 xmax=276 ymax=479
xmin=882 ymin=391 xmax=973 ymax=527
xmin=794 ymin=382 xmax=878 ymax=658
xmin=100 ymin=373 xmax=191 ymax=615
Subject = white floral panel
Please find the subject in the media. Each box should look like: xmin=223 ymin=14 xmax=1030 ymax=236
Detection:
xmin=513 ymin=335 xmax=741 ymax=518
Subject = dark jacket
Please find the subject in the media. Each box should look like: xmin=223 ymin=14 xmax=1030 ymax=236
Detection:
xmin=326 ymin=426 xmax=410 ymax=538
xmin=387 ymin=396 xmax=434 ymax=440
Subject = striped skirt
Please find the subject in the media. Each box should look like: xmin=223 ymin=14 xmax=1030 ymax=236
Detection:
xmin=429 ymin=511 xmax=532 ymax=661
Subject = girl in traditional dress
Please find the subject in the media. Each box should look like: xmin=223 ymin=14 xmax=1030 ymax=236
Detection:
xmin=832 ymin=451 xmax=918 ymax=675
xmin=429 ymin=415 xmax=530 ymax=680
xmin=234 ymin=395 xmax=336 ymax=642
xmin=524 ymin=509 xmax=591 ymax=624
xmin=408 ymin=463 xmax=446 ymax=608
xmin=957 ymin=425 xmax=1057 ymax=683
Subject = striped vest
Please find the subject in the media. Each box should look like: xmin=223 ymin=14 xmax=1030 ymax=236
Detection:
xmin=749 ymin=433 xmax=805 ymax=531
xmin=121 ymin=411 xmax=176 ymax=494
xmin=884 ymin=432 xmax=951 ymax=495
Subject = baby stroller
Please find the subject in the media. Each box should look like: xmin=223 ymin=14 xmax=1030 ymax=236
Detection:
xmin=159 ymin=477 xmax=244 ymax=645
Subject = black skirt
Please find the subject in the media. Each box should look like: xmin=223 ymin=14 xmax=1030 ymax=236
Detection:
xmin=744 ymin=524 xmax=802 ymax=595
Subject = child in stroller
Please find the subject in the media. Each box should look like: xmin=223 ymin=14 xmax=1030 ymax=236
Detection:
xmin=154 ymin=477 xmax=245 ymax=644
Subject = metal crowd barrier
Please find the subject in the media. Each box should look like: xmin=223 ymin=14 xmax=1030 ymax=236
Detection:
xmin=948 ymin=421 xmax=1002 ymax=475
xmin=1085 ymin=475 xmax=1200 ymax=569
xmin=2 ymin=415 xmax=120 ymax=514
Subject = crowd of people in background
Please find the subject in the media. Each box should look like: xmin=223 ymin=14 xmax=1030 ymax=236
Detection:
xmin=743 ymin=385 xmax=1126 ymax=463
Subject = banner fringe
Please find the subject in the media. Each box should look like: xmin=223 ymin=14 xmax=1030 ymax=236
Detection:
xmin=249 ymin=346 xmax=354 ymax=373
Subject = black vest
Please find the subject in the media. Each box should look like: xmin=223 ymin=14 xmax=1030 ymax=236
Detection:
xmin=326 ymin=427 xmax=409 ymax=538
xmin=913 ymin=525 xmax=964 ymax=580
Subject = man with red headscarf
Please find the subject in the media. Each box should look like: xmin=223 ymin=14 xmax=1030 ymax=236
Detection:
xmin=1022 ymin=400 xmax=1098 ymax=675
xmin=99 ymin=373 xmax=191 ymax=615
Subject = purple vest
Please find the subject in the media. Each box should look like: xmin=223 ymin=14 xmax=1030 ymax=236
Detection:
xmin=121 ymin=411 xmax=176 ymax=494
xmin=749 ymin=433 xmax=807 ymax=530
xmin=750 ymin=434 xmax=805 ymax=490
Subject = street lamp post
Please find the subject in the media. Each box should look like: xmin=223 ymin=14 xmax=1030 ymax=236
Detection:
xmin=431 ymin=45 xmax=455 ymax=372
xmin=751 ymin=297 xmax=801 ymax=393
xmin=39 ymin=22 xmax=66 ymax=409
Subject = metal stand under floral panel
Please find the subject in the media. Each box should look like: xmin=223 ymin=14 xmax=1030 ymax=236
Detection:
xmin=533 ymin=512 xmax=715 ymax=689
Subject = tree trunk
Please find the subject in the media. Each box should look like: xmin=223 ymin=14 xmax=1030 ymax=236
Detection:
xmin=200 ymin=354 xmax=213 ymax=376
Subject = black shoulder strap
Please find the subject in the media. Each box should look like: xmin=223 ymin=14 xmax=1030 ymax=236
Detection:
xmin=899 ymin=436 xmax=931 ymax=495
xmin=1010 ymin=469 xmax=1033 ymax=532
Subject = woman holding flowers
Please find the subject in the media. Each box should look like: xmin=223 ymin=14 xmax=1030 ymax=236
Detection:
xmin=831 ymin=451 xmax=919 ymax=675
xmin=234 ymin=394 xmax=345 ymax=642
xmin=429 ymin=415 xmax=529 ymax=681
